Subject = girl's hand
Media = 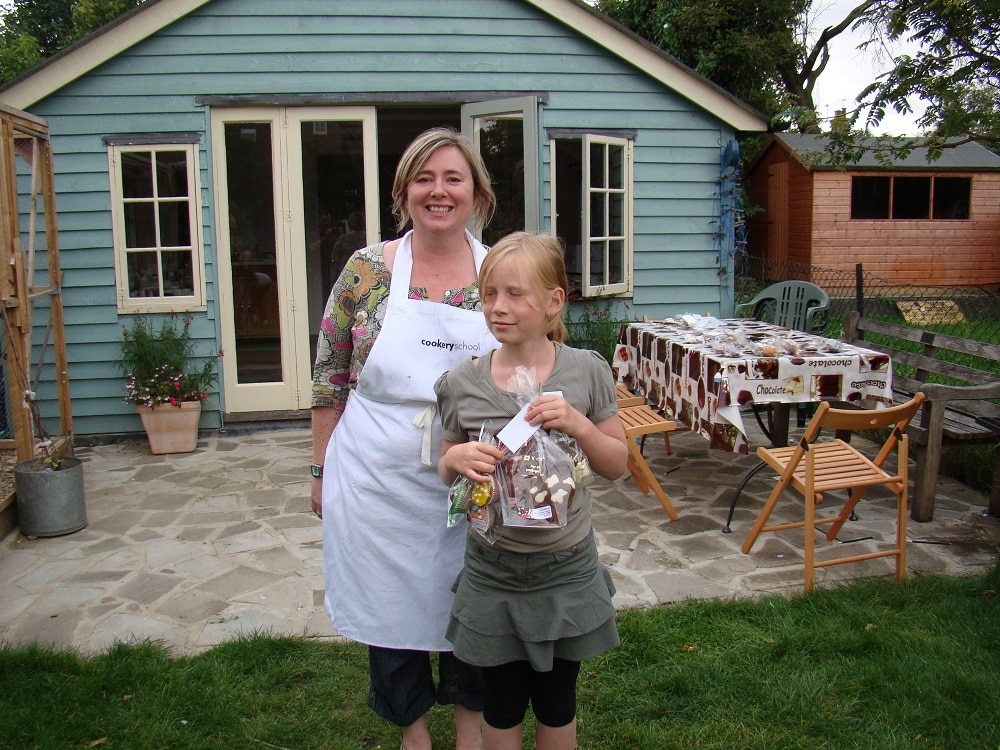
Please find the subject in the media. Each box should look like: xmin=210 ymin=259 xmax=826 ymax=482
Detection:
xmin=441 ymin=440 xmax=505 ymax=484
xmin=525 ymin=394 xmax=587 ymax=437
xmin=525 ymin=395 xmax=629 ymax=480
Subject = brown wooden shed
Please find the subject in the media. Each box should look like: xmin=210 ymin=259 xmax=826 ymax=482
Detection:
xmin=746 ymin=134 xmax=1000 ymax=289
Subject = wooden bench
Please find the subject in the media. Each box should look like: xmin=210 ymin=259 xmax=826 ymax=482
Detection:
xmin=844 ymin=311 xmax=1000 ymax=521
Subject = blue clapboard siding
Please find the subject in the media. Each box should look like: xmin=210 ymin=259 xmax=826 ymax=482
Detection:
xmin=17 ymin=0 xmax=745 ymax=436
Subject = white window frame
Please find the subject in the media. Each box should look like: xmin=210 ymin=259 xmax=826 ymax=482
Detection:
xmin=582 ymin=134 xmax=632 ymax=297
xmin=551 ymin=133 xmax=633 ymax=298
xmin=108 ymin=142 xmax=205 ymax=313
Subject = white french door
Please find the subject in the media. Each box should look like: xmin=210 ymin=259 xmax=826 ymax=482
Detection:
xmin=211 ymin=106 xmax=379 ymax=413
xmin=462 ymin=97 xmax=539 ymax=244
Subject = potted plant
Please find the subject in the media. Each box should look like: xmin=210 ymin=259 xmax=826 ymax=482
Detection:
xmin=0 ymin=305 xmax=87 ymax=537
xmin=11 ymin=389 xmax=88 ymax=537
xmin=119 ymin=315 xmax=219 ymax=454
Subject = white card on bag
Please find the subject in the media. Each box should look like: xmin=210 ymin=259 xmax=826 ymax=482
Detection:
xmin=495 ymin=391 xmax=562 ymax=453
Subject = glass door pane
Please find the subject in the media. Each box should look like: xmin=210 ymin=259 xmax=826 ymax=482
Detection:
xmin=224 ymin=122 xmax=282 ymax=384
xmin=214 ymin=106 xmax=378 ymax=414
xmin=476 ymin=116 xmax=525 ymax=246
xmin=461 ymin=97 xmax=539 ymax=242
xmin=299 ymin=120 xmax=369 ymax=343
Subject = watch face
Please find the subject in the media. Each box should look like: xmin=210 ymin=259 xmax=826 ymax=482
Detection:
xmin=310 ymin=464 xmax=323 ymax=478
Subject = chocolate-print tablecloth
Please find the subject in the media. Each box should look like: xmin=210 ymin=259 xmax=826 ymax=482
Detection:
xmin=612 ymin=317 xmax=893 ymax=454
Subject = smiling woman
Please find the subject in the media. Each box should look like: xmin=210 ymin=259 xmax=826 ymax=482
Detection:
xmin=309 ymin=127 xmax=498 ymax=750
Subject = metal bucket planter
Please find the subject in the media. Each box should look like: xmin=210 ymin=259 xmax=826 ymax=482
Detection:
xmin=13 ymin=456 xmax=87 ymax=537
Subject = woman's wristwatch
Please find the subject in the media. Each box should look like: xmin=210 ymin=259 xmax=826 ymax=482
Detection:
xmin=310 ymin=464 xmax=324 ymax=478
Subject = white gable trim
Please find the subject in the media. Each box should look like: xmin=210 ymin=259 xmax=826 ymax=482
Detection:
xmin=0 ymin=0 xmax=212 ymax=110
xmin=0 ymin=0 xmax=767 ymax=132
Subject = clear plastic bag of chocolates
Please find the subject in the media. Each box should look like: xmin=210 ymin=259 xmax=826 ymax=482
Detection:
xmin=550 ymin=429 xmax=594 ymax=488
xmin=466 ymin=500 xmax=500 ymax=544
xmin=495 ymin=427 xmax=575 ymax=530
xmin=446 ymin=421 xmax=501 ymax=544
xmin=491 ymin=365 xmax=578 ymax=530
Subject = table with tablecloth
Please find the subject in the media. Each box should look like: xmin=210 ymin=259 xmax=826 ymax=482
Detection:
xmin=612 ymin=316 xmax=893 ymax=454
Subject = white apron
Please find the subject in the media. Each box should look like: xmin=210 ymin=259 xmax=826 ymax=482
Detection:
xmin=321 ymin=230 xmax=498 ymax=650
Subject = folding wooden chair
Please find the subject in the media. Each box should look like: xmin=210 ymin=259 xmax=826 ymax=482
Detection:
xmin=615 ymin=384 xmax=674 ymax=454
xmin=741 ymin=393 xmax=925 ymax=590
xmin=616 ymin=384 xmax=645 ymax=407
xmin=618 ymin=403 xmax=679 ymax=520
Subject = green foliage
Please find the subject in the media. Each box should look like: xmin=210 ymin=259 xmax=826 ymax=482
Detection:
xmin=596 ymin=0 xmax=999 ymax=160
xmin=812 ymin=0 xmax=1000 ymax=164
xmin=71 ymin=0 xmax=144 ymax=35
xmin=119 ymin=315 xmax=218 ymax=407
xmin=596 ymin=0 xmax=809 ymax=120
xmin=0 ymin=33 xmax=43 ymax=83
xmin=0 ymin=0 xmax=146 ymax=85
xmin=0 ymin=0 xmax=76 ymax=57
xmin=564 ymin=298 xmax=632 ymax=364
xmin=856 ymin=0 xmax=1000 ymax=152
xmin=2 ymin=568 xmax=999 ymax=748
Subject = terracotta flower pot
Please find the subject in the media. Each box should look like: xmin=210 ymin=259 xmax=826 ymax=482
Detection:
xmin=136 ymin=401 xmax=202 ymax=454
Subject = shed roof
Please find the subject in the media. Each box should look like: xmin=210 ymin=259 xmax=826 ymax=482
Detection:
xmin=764 ymin=133 xmax=1000 ymax=172
xmin=0 ymin=0 xmax=767 ymax=133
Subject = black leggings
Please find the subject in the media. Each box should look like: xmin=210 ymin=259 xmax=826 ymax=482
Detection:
xmin=481 ymin=658 xmax=581 ymax=730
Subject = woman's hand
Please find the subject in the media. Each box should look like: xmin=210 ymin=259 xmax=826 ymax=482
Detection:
xmin=311 ymin=406 xmax=342 ymax=521
xmin=440 ymin=440 xmax=505 ymax=484
xmin=311 ymin=478 xmax=323 ymax=518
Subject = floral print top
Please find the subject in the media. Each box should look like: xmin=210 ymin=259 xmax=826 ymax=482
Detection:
xmin=311 ymin=242 xmax=483 ymax=410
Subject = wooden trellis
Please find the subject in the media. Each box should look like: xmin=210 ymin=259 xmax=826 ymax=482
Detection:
xmin=0 ymin=102 xmax=73 ymax=519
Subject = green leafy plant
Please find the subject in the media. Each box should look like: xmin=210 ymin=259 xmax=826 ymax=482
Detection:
xmin=119 ymin=315 xmax=219 ymax=408
xmin=564 ymin=298 xmax=632 ymax=364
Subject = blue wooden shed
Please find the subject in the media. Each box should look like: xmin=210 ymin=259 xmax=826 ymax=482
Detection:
xmin=0 ymin=0 xmax=766 ymax=438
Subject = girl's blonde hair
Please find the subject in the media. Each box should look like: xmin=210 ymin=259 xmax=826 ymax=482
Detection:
xmin=391 ymin=128 xmax=496 ymax=233
xmin=479 ymin=232 xmax=568 ymax=343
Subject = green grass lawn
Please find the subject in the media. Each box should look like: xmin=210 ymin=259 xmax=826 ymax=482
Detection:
xmin=3 ymin=565 xmax=999 ymax=749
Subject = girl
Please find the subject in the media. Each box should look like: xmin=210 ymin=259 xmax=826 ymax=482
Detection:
xmin=434 ymin=232 xmax=628 ymax=750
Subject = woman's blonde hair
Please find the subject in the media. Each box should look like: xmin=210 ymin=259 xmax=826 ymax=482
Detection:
xmin=391 ymin=128 xmax=496 ymax=233
xmin=479 ymin=232 xmax=568 ymax=343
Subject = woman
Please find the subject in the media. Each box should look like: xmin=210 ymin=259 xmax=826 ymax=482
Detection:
xmin=311 ymin=128 xmax=498 ymax=750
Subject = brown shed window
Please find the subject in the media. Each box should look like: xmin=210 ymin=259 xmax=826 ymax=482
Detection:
xmin=850 ymin=175 xmax=971 ymax=220
xmin=851 ymin=177 xmax=890 ymax=219
xmin=933 ymin=177 xmax=972 ymax=219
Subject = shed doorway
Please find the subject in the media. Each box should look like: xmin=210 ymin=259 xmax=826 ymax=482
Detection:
xmin=212 ymin=102 xmax=533 ymax=416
